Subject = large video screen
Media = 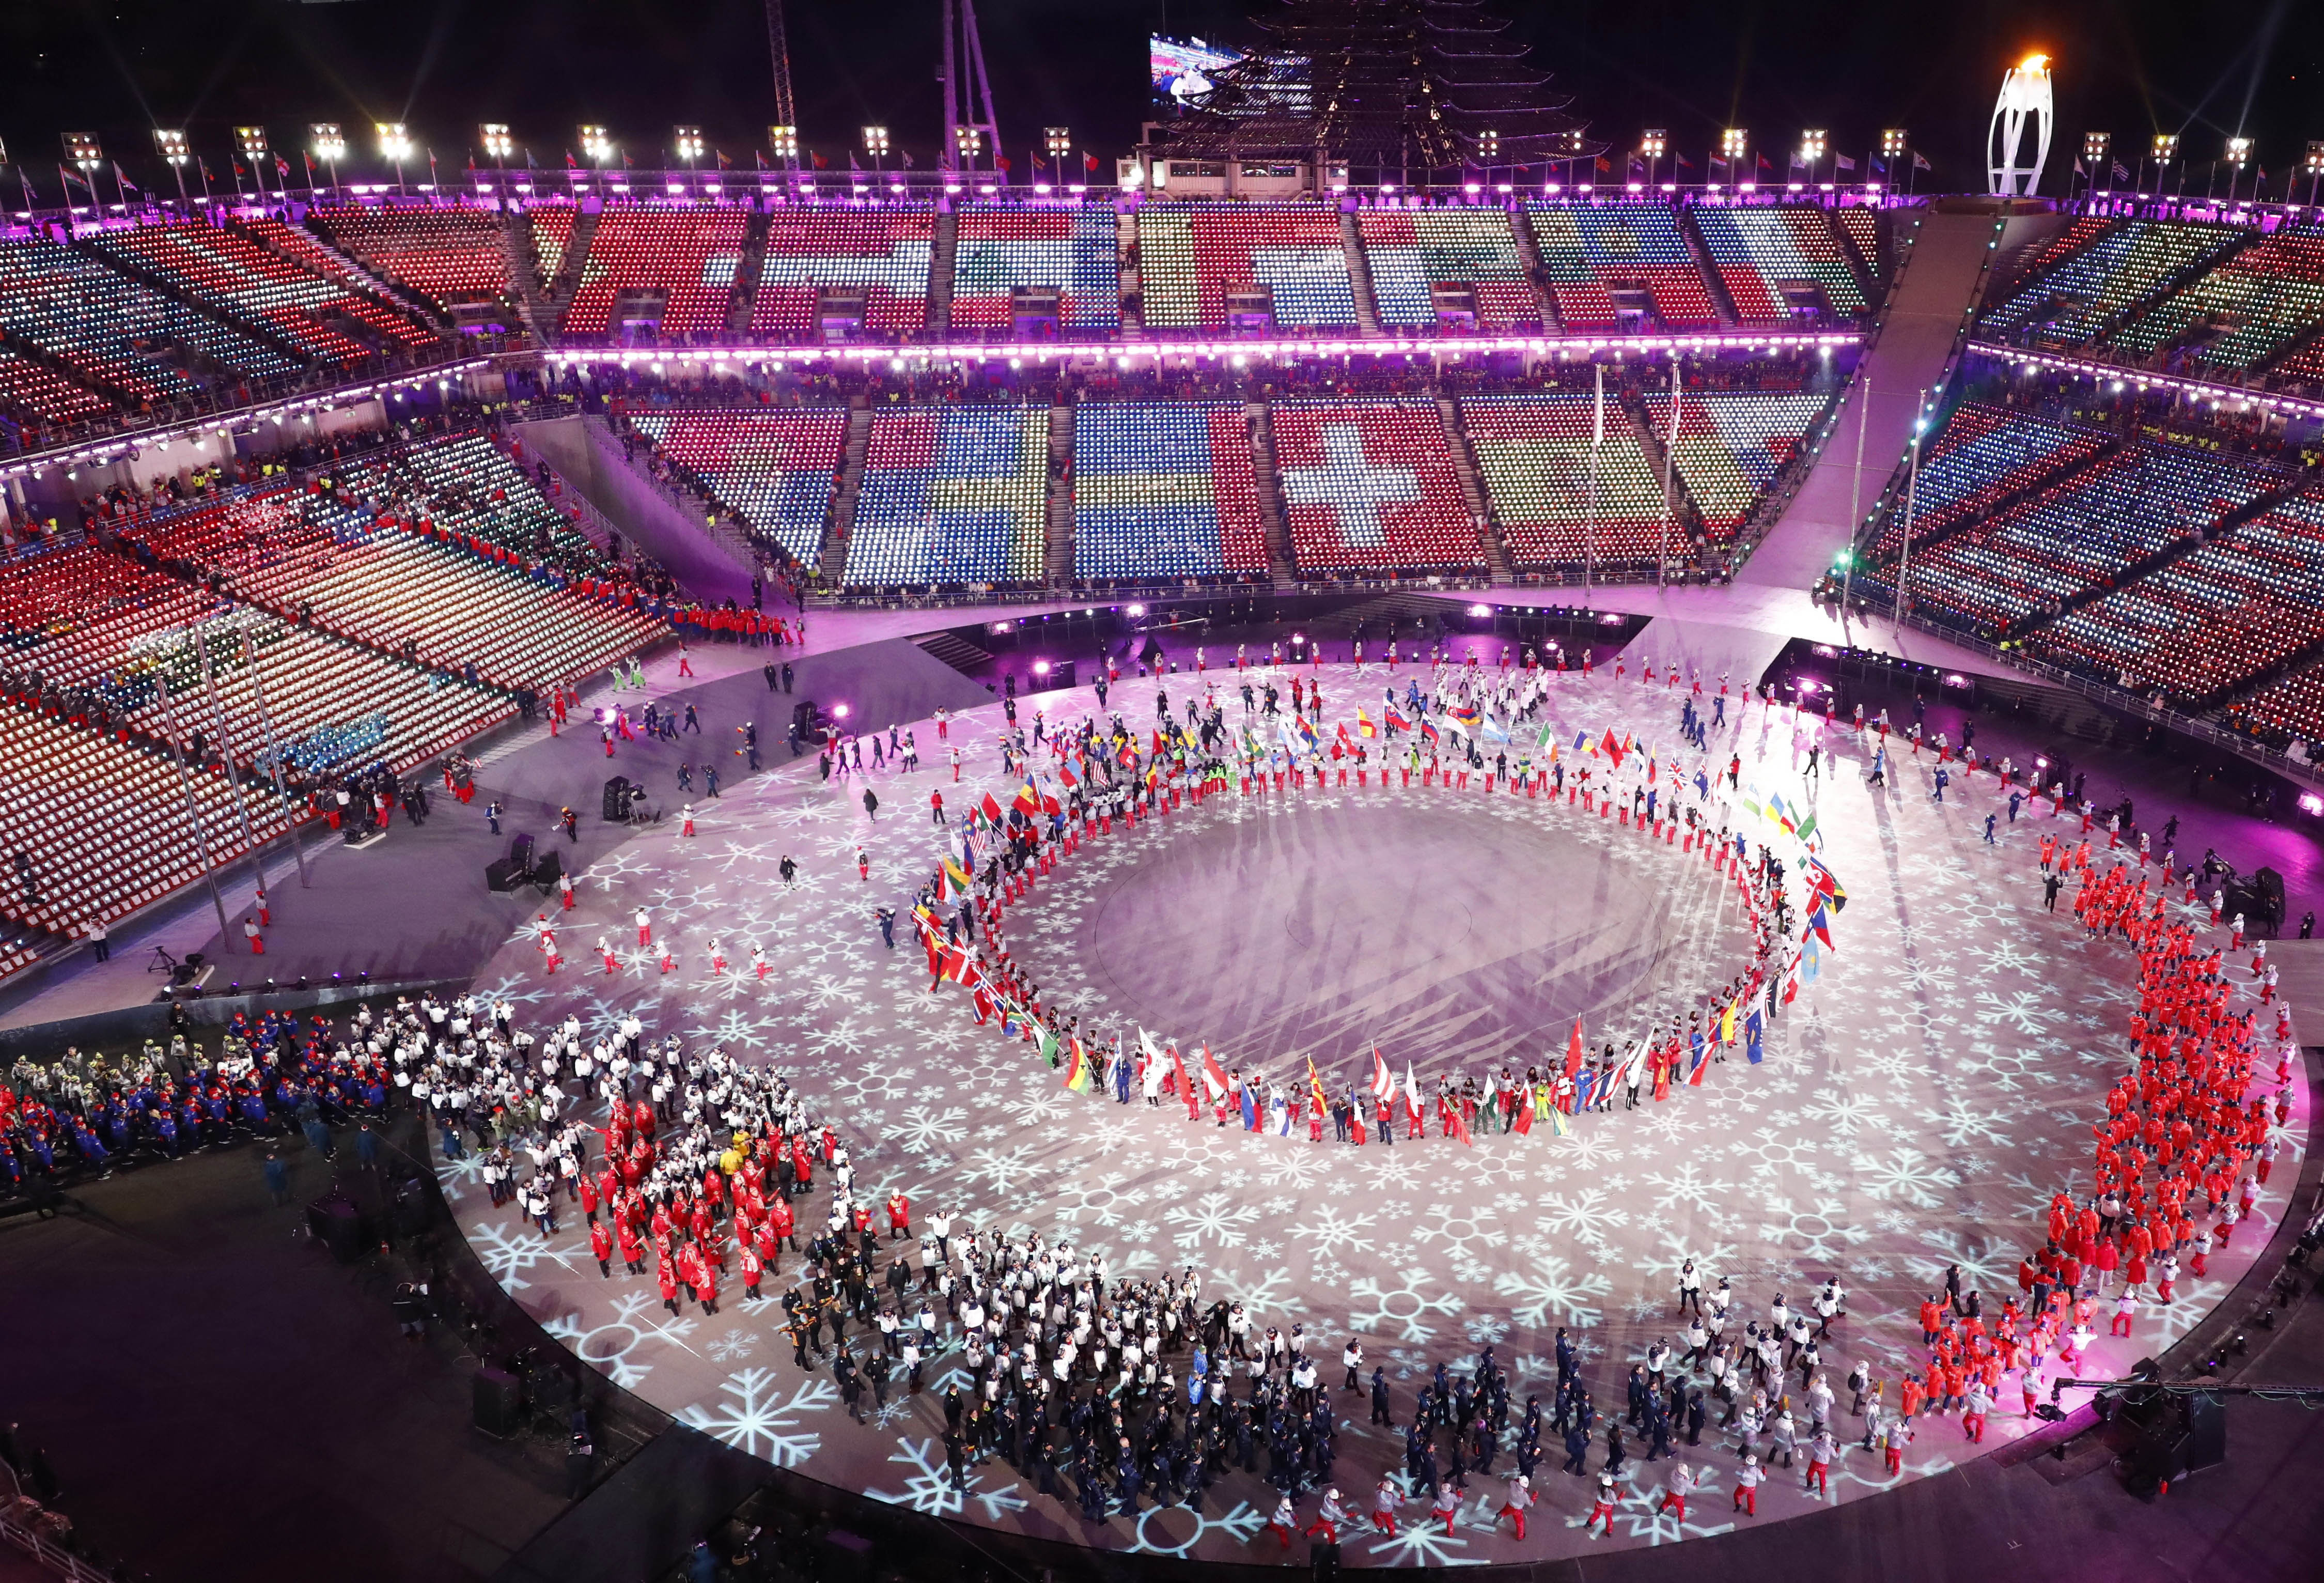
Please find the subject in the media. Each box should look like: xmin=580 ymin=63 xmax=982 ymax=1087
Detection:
xmin=1150 ymin=36 xmax=1242 ymax=109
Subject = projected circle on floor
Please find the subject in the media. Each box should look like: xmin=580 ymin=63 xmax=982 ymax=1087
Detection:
xmin=1023 ymin=791 xmax=1753 ymax=1074
xmin=441 ymin=661 xmax=2309 ymax=1567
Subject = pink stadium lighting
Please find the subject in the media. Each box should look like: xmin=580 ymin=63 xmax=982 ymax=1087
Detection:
xmin=1125 ymin=604 xmax=1146 ymax=617
xmin=1797 ymin=679 xmax=1820 ymax=694
xmin=1468 ymin=603 xmax=1492 ymax=617
xmin=2301 ymin=793 xmax=2324 ymax=817
xmin=833 ymin=703 xmax=851 ymax=719
xmin=1033 ymin=660 xmax=1052 ymax=676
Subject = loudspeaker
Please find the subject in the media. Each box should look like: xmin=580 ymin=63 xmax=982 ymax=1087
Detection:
xmin=484 ymin=858 xmax=524 ymax=892
xmin=531 ymin=849 xmax=563 ymax=892
xmin=602 ymin=776 xmax=634 ymax=821
xmin=508 ymin=832 xmax=535 ymax=873
xmin=2182 ymin=1390 xmax=2227 ymax=1472
xmin=304 ymin=1191 xmax=367 ymax=1263
xmin=473 ymin=1368 xmax=523 ymax=1437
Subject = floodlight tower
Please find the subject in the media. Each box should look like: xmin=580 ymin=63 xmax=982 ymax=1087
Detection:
xmin=938 ymin=0 xmax=1003 ymax=180
xmin=1987 ymin=52 xmax=2054 ymax=196
xmin=154 ymin=129 xmax=191 ymax=207
xmin=765 ymin=0 xmax=798 ymax=144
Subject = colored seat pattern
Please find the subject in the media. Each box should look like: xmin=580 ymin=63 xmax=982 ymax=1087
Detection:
xmin=561 ymin=207 xmax=747 ymax=338
xmin=625 ymin=408 xmax=849 ymax=565
xmin=1866 ymin=403 xmax=2111 ymax=560
xmin=309 ymin=205 xmax=514 ymax=310
xmin=1460 ymin=392 xmax=1667 ymax=567
xmin=1269 ymin=400 xmax=1478 ymax=572
xmin=0 ymin=234 xmax=297 ymax=398
xmin=1355 ymin=209 xmax=1540 ymax=331
xmin=748 ymin=207 xmax=935 ymax=341
xmin=1136 ymin=206 xmax=1358 ymax=331
xmin=1641 ymin=390 xmax=1829 ymax=537
xmin=1690 ymin=207 xmax=1868 ymax=320
xmin=1070 ymin=403 xmax=1267 ymax=580
xmin=950 ymin=205 xmax=1119 ymax=334
xmin=2102 ymin=225 xmax=2324 ymax=374
xmin=1982 ymin=220 xmax=2242 ymax=347
xmin=0 ymin=349 xmax=113 ymax=427
xmin=844 ymin=407 xmax=1050 ymax=587
xmin=1523 ymin=203 xmax=1719 ymax=329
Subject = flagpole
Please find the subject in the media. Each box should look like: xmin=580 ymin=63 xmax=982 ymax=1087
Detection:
xmin=1841 ymin=379 xmax=1868 ymax=623
xmin=1657 ymin=355 xmax=1678 ymax=587
xmin=1584 ymin=361 xmax=1602 ymax=601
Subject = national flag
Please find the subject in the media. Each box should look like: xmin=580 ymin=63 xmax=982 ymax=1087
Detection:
xmin=1548 ymin=1106 xmax=1571 ymax=1137
xmin=1306 ymin=1056 xmax=1327 ymax=1118
xmin=1402 ymin=1061 xmax=1422 ymax=1121
xmin=1451 ymin=1105 xmax=1472 ymax=1146
xmin=940 ymin=854 xmax=973 ymax=897
xmin=1563 ymin=1018 xmax=1584 ymax=1079
xmin=1805 ymin=856 xmax=1847 ymax=911
xmin=1385 ymin=705 xmax=1411 ymax=733
xmin=1171 ymin=1045 xmax=1192 ymax=1104
xmin=1370 ymin=1048 xmax=1394 ymax=1100
xmin=1573 ymin=730 xmax=1591 ymax=753
xmin=1913 ymin=151 xmax=1931 ymax=171
xmin=1419 ymin=717 xmax=1440 ymax=747
xmin=1012 ymin=781 xmax=1041 ymax=817
xmin=1038 ymin=1023 xmax=1060 ymax=1068
xmin=1202 ymin=1048 xmax=1229 ymax=1101
xmin=1480 ymin=712 xmax=1510 ymax=744
xmin=1835 ymin=153 xmax=1857 ymax=171
xmin=1000 ymin=1005 xmax=1020 ymax=1038
xmin=1806 ymin=903 xmax=1833 ymax=949
xmin=1241 ymin=1083 xmax=1259 ymax=1130
xmin=1064 ymin=1039 xmax=1095 ymax=1091
xmin=1355 ymin=708 xmax=1376 ymax=739
xmin=1514 ymin=1087 xmax=1533 ymax=1136
xmin=979 ymin=790 xmax=1004 ymax=825
xmin=1744 ymin=1008 xmax=1765 ymax=1065
xmin=1801 ymin=936 xmax=1822 ymax=984
xmin=1446 ymin=703 xmax=1481 ymax=733
xmin=1793 ymin=811 xmax=1820 ymax=846
xmin=1058 ymin=763 xmax=1079 ymax=788
xmin=1138 ymin=1027 xmax=1164 ymax=1069
xmin=1350 ymin=1103 xmax=1367 ymax=1144
xmin=1294 ymin=717 xmax=1319 ymax=753
xmin=1599 ymin=728 xmax=1626 ymax=767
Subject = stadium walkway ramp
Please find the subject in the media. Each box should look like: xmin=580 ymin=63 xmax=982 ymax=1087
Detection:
xmin=1738 ymin=206 xmax=2019 ymax=589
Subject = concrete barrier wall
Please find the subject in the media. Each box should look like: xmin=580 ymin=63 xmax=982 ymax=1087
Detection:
xmin=514 ymin=415 xmax=756 ymax=608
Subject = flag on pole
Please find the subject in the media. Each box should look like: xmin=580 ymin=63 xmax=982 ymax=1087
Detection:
xmin=1370 ymin=1047 xmax=1395 ymax=1100
xmin=1306 ymin=1056 xmax=1327 ymax=1117
xmin=1355 ymin=708 xmax=1377 ymax=739
xmin=1385 ymin=705 xmax=1411 ymax=733
xmin=1599 ymin=728 xmax=1627 ymax=767
xmin=1241 ymin=1083 xmax=1259 ymax=1130
xmin=1419 ymin=717 xmax=1440 ymax=747
xmin=1037 ymin=1023 xmax=1060 ymax=1068
xmin=1562 ymin=1018 xmax=1584 ymax=1079
xmin=1514 ymin=1087 xmax=1533 ymax=1136
xmin=979 ymin=790 xmax=1005 ymax=825
xmin=1805 ymin=855 xmax=1847 ymax=910
xmin=1549 ymin=1105 xmax=1571 ymax=1137
xmin=1402 ymin=1061 xmax=1423 ymax=1124
xmin=1744 ymin=1008 xmax=1765 ymax=1065
xmin=1806 ymin=903 xmax=1833 ymax=949
xmin=1064 ymin=1039 xmax=1096 ymax=1091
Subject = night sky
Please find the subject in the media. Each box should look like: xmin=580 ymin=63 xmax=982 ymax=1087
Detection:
xmin=3 ymin=1 xmax=2317 ymax=193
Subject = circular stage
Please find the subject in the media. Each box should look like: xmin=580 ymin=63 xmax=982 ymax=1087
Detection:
xmin=440 ymin=658 xmax=2310 ymax=1566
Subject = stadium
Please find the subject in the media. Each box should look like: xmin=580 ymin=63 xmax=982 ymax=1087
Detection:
xmin=0 ymin=3 xmax=2321 ymax=1581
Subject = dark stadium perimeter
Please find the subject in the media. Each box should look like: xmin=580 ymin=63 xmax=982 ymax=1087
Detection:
xmin=1 ymin=1053 xmax=2318 ymax=1583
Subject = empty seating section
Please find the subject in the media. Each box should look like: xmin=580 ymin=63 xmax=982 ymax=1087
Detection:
xmin=1642 ymin=390 xmax=1828 ymax=538
xmin=1524 ymin=204 xmax=1718 ymax=329
xmin=2234 ymin=666 xmax=2324 ymax=742
xmin=0 ymin=705 xmax=291 ymax=935
xmin=2273 ymin=340 xmax=2324 ymax=386
xmin=626 ymin=408 xmax=847 ymax=564
xmin=347 ymin=432 xmax=593 ymax=560
xmin=2033 ymin=493 xmax=2324 ymax=699
xmin=1270 ymin=400 xmax=1478 ymax=572
xmin=1136 ymin=206 xmax=1358 ymax=331
xmin=529 ymin=208 xmax=576 ymax=282
xmin=561 ymin=207 xmax=747 ymax=338
xmin=2104 ymin=226 xmax=2324 ymax=373
xmin=747 ymin=207 xmax=934 ymax=342
xmin=1896 ymin=442 xmax=2280 ymax=633
xmin=1983 ymin=220 xmax=2240 ymax=347
xmin=1867 ymin=403 xmax=2109 ymax=559
xmin=0 ymin=350 xmax=112 ymax=426
xmin=1071 ymin=403 xmax=1267 ymax=580
xmin=89 ymin=220 xmax=433 ymax=365
xmin=2011 ymin=215 xmax=2115 ymax=287
xmin=310 ymin=205 xmax=513 ymax=309
xmin=1355 ymin=209 xmax=1540 ymax=331
xmin=950 ymin=206 xmax=1119 ymax=334
xmin=845 ymin=407 xmax=1049 ymax=587
xmin=1690 ymin=208 xmax=1868 ymax=319
xmin=1836 ymin=209 xmax=1882 ymax=275
xmin=0 ymin=235 xmax=291 ymax=398
xmin=0 ymin=535 xmax=198 ymax=684
xmin=1461 ymin=393 xmax=1666 ymax=566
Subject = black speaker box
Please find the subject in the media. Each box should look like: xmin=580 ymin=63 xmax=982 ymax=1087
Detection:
xmin=473 ymin=1367 xmax=523 ymax=1437
xmin=602 ymin=776 xmax=634 ymax=821
xmin=508 ymin=832 xmax=535 ymax=872
xmin=484 ymin=858 xmax=523 ymax=892
xmin=531 ymin=849 xmax=563 ymax=891
xmin=304 ymin=1191 xmax=367 ymax=1263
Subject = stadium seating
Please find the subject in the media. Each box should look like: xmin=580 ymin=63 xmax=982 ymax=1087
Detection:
xmin=1689 ymin=207 xmax=1868 ymax=320
xmin=0 ymin=234 xmax=298 ymax=399
xmin=950 ymin=204 xmax=1120 ymax=334
xmin=1982 ymin=220 xmax=2242 ymax=347
xmin=2101 ymin=224 xmax=2324 ymax=375
xmin=1887 ymin=439 xmax=2283 ymax=634
xmin=2231 ymin=663 xmax=2324 ymax=743
xmin=560 ymin=206 xmax=748 ymax=338
xmin=87 ymin=219 xmax=435 ymax=365
xmin=844 ymin=406 xmax=1050 ymax=587
xmin=624 ymin=408 xmax=848 ymax=563
xmin=529 ymin=207 xmax=577 ymax=284
xmin=1136 ymin=205 xmax=1358 ymax=331
xmin=1070 ymin=402 xmax=1268 ymax=580
xmin=749 ymin=206 xmax=935 ymax=342
xmin=1523 ymin=203 xmax=1720 ymax=329
xmin=0 ymin=349 xmax=113 ymax=427
xmin=1460 ymin=392 xmax=1667 ymax=566
xmin=0 ymin=534 xmax=198 ymax=685
xmin=1640 ymin=389 xmax=1828 ymax=538
xmin=1269 ymin=400 xmax=1479 ymax=572
xmin=1836 ymin=208 xmax=1882 ymax=275
xmin=1866 ymin=402 xmax=2112 ymax=560
xmin=0 ymin=701 xmax=293 ymax=936
xmin=340 ymin=431 xmax=596 ymax=561
xmin=1355 ymin=208 xmax=1541 ymax=331
xmin=2033 ymin=491 xmax=2324 ymax=700
xmin=309 ymin=204 xmax=514 ymax=311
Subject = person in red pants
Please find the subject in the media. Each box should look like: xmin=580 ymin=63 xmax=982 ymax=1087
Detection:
xmin=1494 ymin=1473 xmax=1534 ymax=1539
xmin=1733 ymin=1453 xmax=1763 ymax=1515
xmin=1369 ymin=1476 xmax=1403 ymax=1535
xmin=242 ymin=914 xmax=264 ymax=954
xmin=2112 ymin=1291 xmax=2138 ymax=1336
xmin=1303 ymin=1488 xmax=1345 ymax=1545
xmin=1264 ymin=1494 xmax=1296 ymax=1549
xmin=1585 ymin=1471 xmax=1618 ymax=1535
xmin=1659 ymin=1462 xmax=1697 ymax=1521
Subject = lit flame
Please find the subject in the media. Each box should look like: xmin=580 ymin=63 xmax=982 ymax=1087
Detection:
xmin=2019 ymin=52 xmax=2050 ymax=72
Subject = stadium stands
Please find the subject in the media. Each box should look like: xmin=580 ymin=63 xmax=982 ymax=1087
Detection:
xmin=950 ymin=204 xmax=1120 ymax=334
xmin=750 ymin=205 xmax=936 ymax=341
xmin=1460 ymin=392 xmax=1667 ymax=567
xmin=1136 ymin=205 xmax=1359 ymax=331
xmin=1982 ymin=219 xmax=2243 ymax=347
xmin=87 ymin=219 xmax=436 ymax=365
xmin=1885 ymin=439 xmax=2283 ymax=634
xmin=2101 ymin=224 xmax=2324 ymax=375
xmin=1689 ymin=207 xmax=1868 ymax=320
xmin=2231 ymin=663 xmax=2324 ymax=744
xmin=844 ymin=406 xmax=1050 ymax=587
xmin=344 ymin=431 xmax=597 ymax=561
xmin=309 ymin=204 xmax=514 ymax=311
xmin=1835 ymin=208 xmax=1882 ymax=275
xmin=1070 ymin=402 xmax=1269 ymax=581
xmin=1641 ymin=389 xmax=1828 ymax=538
xmin=0 ymin=233 xmax=299 ymax=398
xmin=1523 ymin=203 xmax=1720 ymax=329
xmin=529 ymin=207 xmax=578 ymax=284
xmin=624 ymin=408 xmax=849 ymax=564
xmin=0 ymin=349 xmax=114 ymax=427
xmin=1269 ymin=400 xmax=1478 ymax=572
xmin=560 ymin=206 xmax=748 ymax=338
xmin=1865 ymin=402 xmax=2112 ymax=560
xmin=2034 ymin=491 xmax=2324 ymax=701
xmin=1355 ymin=208 xmax=1541 ymax=331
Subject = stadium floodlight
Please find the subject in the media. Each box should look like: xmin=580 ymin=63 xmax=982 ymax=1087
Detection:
xmin=674 ymin=126 xmax=705 ymax=167
xmin=863 ymin=125 xmax=890 ymax=175
xmin=376 ymin=121 xmax=412 ymax=192
xmin=1044 ymin=126 xmax=1071 ymax=161
xmin=955 ymin=125 xmax=984 ymax=161
xmin=63 ymin=131 xmax=104 ymax=171
xmin=1721 ymin=128 xmax=1749 ymax=160
xmin=1641 ymin=130 xmax=1667 ymax=159
xmin=2305 ymin=141 xmax=2324 ymax=206
xmin=580 ymin=125 xmax=615 ymax=167
xmin=1798 ymin=129 xmax=1827 ymax=174
xmin=153 ymin=128 xmax=192 ymax=207
xmin=1477 ymin=128 xmax=1500 ymax=168
xmin=1881 ymin=129 xmax=1909 ymax=158
xmin=767 ymin=124 xmax=798 ymax=166
xmin=2220 ymin=134 xmax=2255 ymax=203
xmin=480 ymin=123 xmax=514 ymax=167
xmin=2151 ymin=132 xmax=2179 ymax=160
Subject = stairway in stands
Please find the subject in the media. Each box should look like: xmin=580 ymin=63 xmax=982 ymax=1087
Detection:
xmin=501 ymin=213 xmax=553 ymax=343
xmin=539 ymin=209 xmax=601 ymax=333
xmin=1044 ymin=399 xmax=1075 ymax=587
xmin=1504 ymin=202 xmax=1561 ymax=331
xmin=1341 ymin=212 xmax=1385 ymax=335
xmin=1436 ymin=396 xmax=1511 ymax=585
xmin=823 ymin=406 xmax=874 ymax=585
xmin=727 ymin=212 xmax=771 ymax=335
xmin=927 ymin=209 xmax=960 ymax=336
xmin=1247 ymin=401 xmax=1296 ymax=588
xmin=1117 ymin=212 xmax=1144 ymax=334
xmin=1677 ymin=209 xmax=1742 ymax=327
xmin=1621 ymin=396 xmax=1689 ymax=577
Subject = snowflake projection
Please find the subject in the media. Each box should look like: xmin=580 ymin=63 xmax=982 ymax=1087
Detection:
xmin=1493 ymin=1251 xmax=1613 ymax=1328
xmin=1362 ymin=1519 xmax=1479 ymax=1566
xmin=1164 ymin=1191 xmax=1261 ymax=1250
xmin=676 ymin=1369 xmax=836 ymax=1466
xmin=1346 ymin=1269 xmax=1466 ymax=1342
xmin=956 ymin=1143 xmax=1046 ymax=1197
xmin=1758 ymin=1201 xmax=1874 ymax=1265
xmin=1643 ymin=1161 xmax=1724 ymax=1216
xmin=1972 ymin=988 xmax=2067 ymax=1035
xmin=1859 ymin=1148 xmax=1963 ymax=1208
xmin=893 ymin=1106 xmax=970 ymax=1155
xmin=1286 ymin=1206 xmax=1379 ymax=1259
xmin=866 ymin=1435 xmax=1032 ymax=1522
xmin=464 ymin=1219 xmax=584 ymax=1291
xmin=1125 ymin=1499 xmax=1267 ymax=1556
xmin=541 ymin=1290 xmax=701 ymax=1388
xmin=709 ymin=1331 xmax=759 ymax=1363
